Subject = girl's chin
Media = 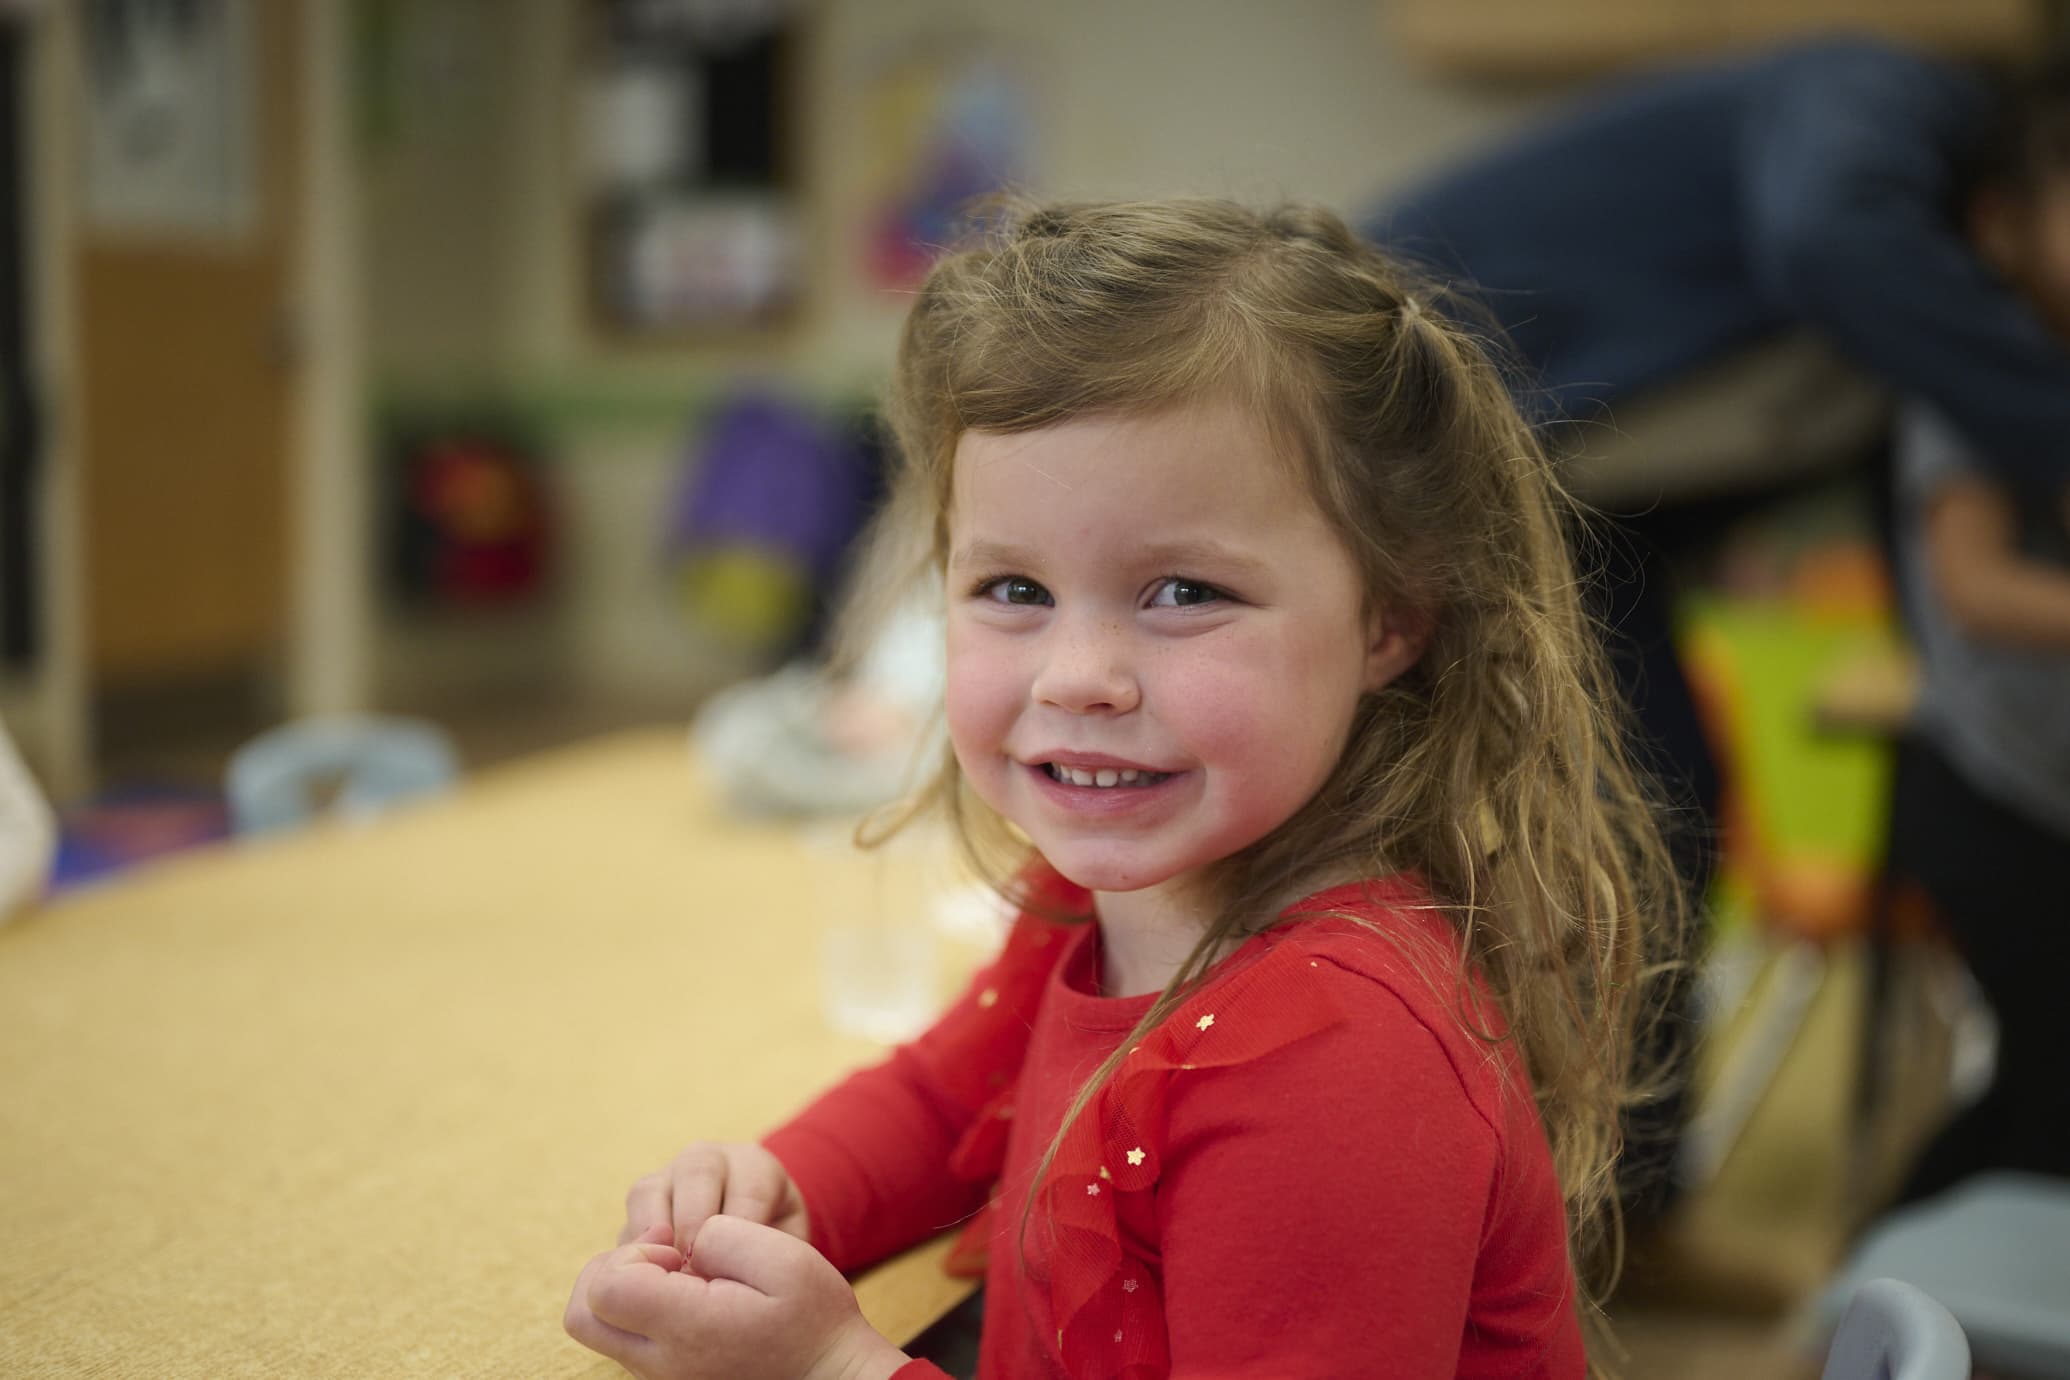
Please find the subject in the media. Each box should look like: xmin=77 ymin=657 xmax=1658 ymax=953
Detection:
xmin=1039 ymin=850 xmax=1188 ymax=896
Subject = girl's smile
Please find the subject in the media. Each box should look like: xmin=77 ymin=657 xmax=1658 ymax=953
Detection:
xmin=1023 ymin=756 xmax=1188 ymax=819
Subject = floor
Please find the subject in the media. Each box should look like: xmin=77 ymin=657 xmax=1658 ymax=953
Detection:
xmin=86 ymin=691 xmax=1943 ymax=1380
xmin=1610 ymin=949 xmax=1864 ymax=1380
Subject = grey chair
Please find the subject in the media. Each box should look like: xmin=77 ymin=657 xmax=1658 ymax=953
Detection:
xmin=1819 ymin=1173 xmax=2070 ymax=1378
xmin=1821 ymin=1278 xmax=1970 ymax=1380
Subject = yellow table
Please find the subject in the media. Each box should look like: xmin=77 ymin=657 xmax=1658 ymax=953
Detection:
xmin=0 ymin=729 xmax=982 ymax=1378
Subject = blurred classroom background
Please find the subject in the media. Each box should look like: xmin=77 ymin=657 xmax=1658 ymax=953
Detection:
xmin=0 ymin=1 xmax=2063 ymax=1375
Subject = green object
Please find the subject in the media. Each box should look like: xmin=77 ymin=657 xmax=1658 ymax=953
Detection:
xmin=1678 ymin=595 xmax=1901 ymax=925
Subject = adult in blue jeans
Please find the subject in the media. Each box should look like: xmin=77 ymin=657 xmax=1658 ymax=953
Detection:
xmin=1368 ymin=36 xmax=2070 ymax=1225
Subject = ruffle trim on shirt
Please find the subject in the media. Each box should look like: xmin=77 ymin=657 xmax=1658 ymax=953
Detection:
xmin=945 ymin=871 xmax=1436 ymax=1378
xmin=1043 ymin=940 xmax=1354 ymax=1379
xmin=947 ymin=932 xmax=1363 ymax=1378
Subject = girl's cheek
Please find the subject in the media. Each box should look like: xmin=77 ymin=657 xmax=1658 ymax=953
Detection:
xmin=943 ymin=649 xmax=1016 ymax=752
xmin=942 ymin=667 xmax=1020 ymax=818
xmin=941 ymin=680 xmax=984 ymax=759
xmin=1160 ymin=642 xmax=1265 ymax=730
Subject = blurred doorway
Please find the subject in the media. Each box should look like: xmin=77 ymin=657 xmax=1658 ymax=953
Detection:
xmin=1 ymin=16 xmax=35 ymax=674
xmin=76 ymin=0 xmax=302 ymax=765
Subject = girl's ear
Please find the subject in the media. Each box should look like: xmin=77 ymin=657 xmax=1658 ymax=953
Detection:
xmin=1362 ymin=605 xmax=1429 ymax=694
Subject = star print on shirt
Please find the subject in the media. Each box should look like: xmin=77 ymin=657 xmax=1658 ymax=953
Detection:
xmin=1126 ymin=1147 xmax=1145 ymax=1165
xmin=1196 ymin=1013 xmax=1215 ymax=1031
xmin=1086 ymin=1183 xmax=1100 ymax=1196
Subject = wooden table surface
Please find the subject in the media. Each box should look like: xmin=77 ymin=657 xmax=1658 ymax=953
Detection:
xmin=0 ymin=729 xmax=983 ymax=1378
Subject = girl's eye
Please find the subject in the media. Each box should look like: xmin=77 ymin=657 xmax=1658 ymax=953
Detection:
xmin=1150 ymin=578 xmax=1224 ymax=608
xmin=979 ymin=576 xmax=1052 ymax=606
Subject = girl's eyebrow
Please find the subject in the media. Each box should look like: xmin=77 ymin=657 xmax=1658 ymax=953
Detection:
xmin=949 ymin=539 xmax=1037 ymax=571
xmin=950 ymin=537 xmax=1272 ymax=581
xmin=1137 ymin=540 xmax=1273 ymax=582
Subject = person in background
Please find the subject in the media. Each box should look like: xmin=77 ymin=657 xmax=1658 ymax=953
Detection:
xmin=562 ymin=200 xmax=1684 ymax=1380
xmin=0 ymin=714 xmax=54 ymax=921
xmin=1374 ymin=37 xmax=2070 ymax=1218
xmin=1885 ymin=56 xmax=2070 ymax=1202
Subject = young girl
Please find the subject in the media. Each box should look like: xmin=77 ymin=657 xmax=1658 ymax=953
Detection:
xmin=564 ymin=200 xmax=1678 ymax=1380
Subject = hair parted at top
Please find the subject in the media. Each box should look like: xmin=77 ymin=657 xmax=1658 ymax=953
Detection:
xmin=860 ymin=197 xmax=1685 ymax=1354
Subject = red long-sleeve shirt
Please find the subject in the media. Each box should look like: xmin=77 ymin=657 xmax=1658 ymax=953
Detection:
xmin=763 ymin=872 xmax=1584 ymax=1379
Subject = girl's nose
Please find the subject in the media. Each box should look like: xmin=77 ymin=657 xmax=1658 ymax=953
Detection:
xmin=1030 ymin=620 xmax=1140 ymax=715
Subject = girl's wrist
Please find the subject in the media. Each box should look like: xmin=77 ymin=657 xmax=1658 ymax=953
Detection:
xmin=810 ymin=1319 xmax=911 ymax=1380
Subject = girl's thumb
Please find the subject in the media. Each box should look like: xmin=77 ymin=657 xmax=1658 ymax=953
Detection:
xmin=685 ymin=1213 xmax=809 ymax=1293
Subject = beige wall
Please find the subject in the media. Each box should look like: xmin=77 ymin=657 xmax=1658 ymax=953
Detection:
xmin=801 ymin=0 xmax=1554 ymax=373
xmin=361 ymin=0 xmax=528 ymax=381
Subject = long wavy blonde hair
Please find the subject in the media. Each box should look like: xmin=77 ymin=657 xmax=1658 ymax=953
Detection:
xmin=853 ymin=198 xmax=1684 ymax=1362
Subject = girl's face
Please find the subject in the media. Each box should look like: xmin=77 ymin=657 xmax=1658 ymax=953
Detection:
xmin=944 ymin=403 xmax=1423 ymax=903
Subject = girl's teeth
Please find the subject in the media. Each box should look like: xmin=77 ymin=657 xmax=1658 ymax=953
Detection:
xmin=1049 ymin=764 xmax=1164 ymax=788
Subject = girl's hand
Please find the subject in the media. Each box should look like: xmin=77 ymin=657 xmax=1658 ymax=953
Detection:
xmin=564 ymin=1216 xmax=909 ymax=1380
xmin=621 ymin=1141 xmax=810 ymax=1254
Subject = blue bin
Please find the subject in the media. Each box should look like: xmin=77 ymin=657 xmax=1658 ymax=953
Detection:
xmin=226 ymin=716 xmax=461 ymax=836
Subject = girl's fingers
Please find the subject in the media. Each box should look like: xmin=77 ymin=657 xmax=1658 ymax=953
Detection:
xmin=684 ymin=1214 xmax=817 ymax=1296
xmin=670 ymin=1148 xmax=729 ymax=1251
xmin=774 ymin=1201 xmax=812 ymax=1242
xmin=564 ymin=1253 xmax=660 ymax=1368
xmin=587 ymin=1244 xmax=707 ymax=1338
xmin=719 ymin=1156 xmax=785 ymax=1227
xmin=621 ymin=1172 xmax=672 ymax=1246
xmin=625 ymin=1238 xmax=686 ymax=1272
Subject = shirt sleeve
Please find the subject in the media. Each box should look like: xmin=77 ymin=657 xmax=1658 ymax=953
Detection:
xmin=760 ymin=1045 xmax=992 ymax=1273
xmin=1152 ymin=978 xmax=1504 ymax=1378
xmin=762 ymin=911 xmax=1070 ymax=1273
xmin=1739 ymin=39 xmax=2070 ymax=489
